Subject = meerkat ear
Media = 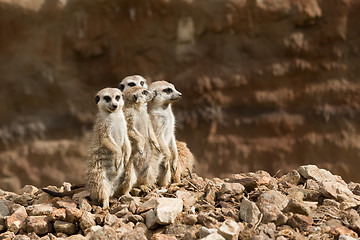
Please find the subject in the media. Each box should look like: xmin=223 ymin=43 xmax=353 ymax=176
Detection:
xmin=154 ymin=90 xmax=157 ymax=96
xmin=133 ymin=94 xmax=138 ymax=102
xmin=119 ymin=84 xmax=125 ymax=91
xmin=95 ymin=95 xmax=100 ymax=104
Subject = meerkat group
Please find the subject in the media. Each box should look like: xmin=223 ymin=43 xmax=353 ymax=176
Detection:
xmin=43 ymin=75 xmax=195 ymax=209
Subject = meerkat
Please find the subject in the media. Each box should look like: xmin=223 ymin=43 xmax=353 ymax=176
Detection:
xmin=120 ymin=86 xmax=163 ymax=195
xmin=119 ymin=75 xmax=148 ymax=93
xmin=118 ymin=76 xmax=195 ymax=181
xmin=147 ymin=81 xmax=182 ymax=185
xmin=87 ymin=87 xmax=131 ymax=208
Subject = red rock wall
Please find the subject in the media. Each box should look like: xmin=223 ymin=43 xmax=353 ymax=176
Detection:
xmin=1 ymin=0 xmax=360 ymax=191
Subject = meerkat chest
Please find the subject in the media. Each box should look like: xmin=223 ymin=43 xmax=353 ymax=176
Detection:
xmin=152 ymin=109 xmax=175 ymax=142
xmin=108 ymin=113 xmax=127 ymax=144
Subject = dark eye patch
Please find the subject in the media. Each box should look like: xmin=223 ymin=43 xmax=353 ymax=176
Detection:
xmin=140 ymin=81 xmax=144 ymax=86
xmin=163 ymin=88 xmax=173 ymax=93
xmin=119 ymin=84 xmax=125 ymax=91
xmin=115 ymin=95 xmax=120 ymax=101
xmin=103 ymin=96 xmax=111 ymax=102
xmin=142 ymin=90 xmax=148 ymax=95
xmin=128 ymin=82 xmax=136 ymax=87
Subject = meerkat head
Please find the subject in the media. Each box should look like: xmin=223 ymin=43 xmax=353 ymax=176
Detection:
xmin=148 ymin=81 xmax=182 ymax=107
xmin=123 ymin=86 xmax=153 ymax=107
xmin=119 ymin=75 xmax=148 ymax=92
xmin=95 ymin=88 xmax=124 ymax=113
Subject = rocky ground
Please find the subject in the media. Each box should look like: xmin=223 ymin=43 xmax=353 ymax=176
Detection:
xmin=1 ymin=165 xmax=360 ymax=239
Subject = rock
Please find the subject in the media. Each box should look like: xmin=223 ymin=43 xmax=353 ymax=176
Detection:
xmin=183 ymin=214 xmax=197 ymax=225
xmin=86 ymin=226 xmax=117 ymax=240
xmin=137 ymin=198 xmax=157 ymax=214
xmin=66 ymin=234 xmax=86 ymax=240
xmin=283 ymin=198 xmax=311 ymax=216
xmin=281 ymin=170 xmax=301 ymax=185
xmin=72 ymin=191 xmax=90 ymax=202
xmin=26 ymin=216 xmax=52 ymax=235
xmin=239 ymin=197 xmax=261 ymax=226
xmin=145 ymin=209 xmax=158 ymax=230
xmin=13 ymin=235 xmax=30 ymax=240
xmin=198 ymin=227 xmax=217 ymax=238
xmin=54 ymin=221 xmax=77 ymax=235
xmin=0 ymin=217 xmax=6 ymax=232
xmin=197 ymin=213 xmax=218 ymax=228
xmin=326 ymin=219 xmax=358 ymax=239
xmin=0 ymin=231 xmax=15 ymax=240
xmin=218 ymin=219 xmax=241 ymax=240
xmin=79 ymin=199 xmax=92 ymax=212
xmin=204 ymin=183 xmax=218 ymax=206
xmin=6 ymin=206 xmax=27 ymax=233
xmin=104 ymin=213 xmax=118 ymax=226
xmin=200 ymin=232 xmax=226 ymax=240
xmin=55 ymin=200 xmax=77 ymax=209
xmin=79 ymin=212 xmax=96 ymax=232
xmin=175 ymin=190 xmax=198 ymax=209
xmin=287 ymin=214 xmax=313 ymax=231
xmin=128 ymin=214 xmax=144 ymax=224
xmin=151 ymin=234 xmax=177 ymax=240
xmin=115 ymin=209 xmax=129 ymax=218
xmin=319 ymin=181 xmax=353 ymax=201
xmin=120 ymin=228 xmax=147 ymax=240
xmin=0 ymin=201 xmax=10 ymax=217
xmin=27 ymin=204 xmax=53 ymax=216
xmin=298 ymin=165 xmax=337 ymax=183
xmin=19 ymin=186 xmax=38 ymax=196
xmin=49 ymin=208 xmax=66 ymax=221
xmin=218 ymin=183 xmax=244 ymax=201
xmin=66 ymin=208 xmax=83 ymax=223
xmin=339 ymin=235 xmax=358 ymax=240
xmin=155 ymin=198 xmax=183 ymax=225
xmin=228 ymin=174 xmax=258 ymax=192
xmin=257 ymin=190 xmax=289 ymax=223
xmin=344 ymin=209 xmax=360 ymax=233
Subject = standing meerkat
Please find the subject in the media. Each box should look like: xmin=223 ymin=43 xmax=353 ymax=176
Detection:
xmin=87 ymin=87 xmax=131 ymax=208
xmin=120 ymin=86 xmax=162 ymax=194
xmin=118 ymin=76 xmax=195 ymax=182
xmin=119 ymin=75 xmax=148 ymax=93
xmin=148 ymin=81 xmax=182 ymax=185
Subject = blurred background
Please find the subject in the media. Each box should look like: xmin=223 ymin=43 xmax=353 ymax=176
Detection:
xmin=0 ymin=0 xmax=360 ymax=192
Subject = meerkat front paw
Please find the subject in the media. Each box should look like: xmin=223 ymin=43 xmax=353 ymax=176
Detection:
xmin=140 ymin=185 xmax=152 ymax=193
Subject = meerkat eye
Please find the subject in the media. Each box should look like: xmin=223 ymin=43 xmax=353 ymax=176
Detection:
xmin=128 ymin=82 xmax=136 ymax=87
xmin=140 ymin=81 xmax=144 ymax=86
xmin=115 ymin=95 xmax=120 ymax=101
xmin=163 ymin=88 xmax=173 ymax=93
xmin=103 ymin=96 xmax=111 ymax=102
xmin=142 ymin=90 xmax=148 ymax=95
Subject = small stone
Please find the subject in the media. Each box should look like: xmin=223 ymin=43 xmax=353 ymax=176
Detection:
xmin=287 ymin=214 xmax=313 ymax=231
xmin=128 ymin=214 xmax=144 ymax=223
xmin=115 ymin=208 xmax=129 ymax=218
xmin=218 ymin=219 xmax=241 ymax=240
xmin=197 ymin=213 xmax=218 ymax=228
xmin=120 ymin=228 xmax=147 ymax=240
xmin=50 ymin=208 xmax=66 ymax=221
xmin=151 ymin=234 xmax=177 ymax=240
xmin=155 ymin=198 xmax=183 ymax=225
xmin=55 ymin=200 xmax=77 ymax=209
xmin=104 ymin=213 xmax=118 ymax=226
xmin=79 ymin=211 xmax=96 ymax=232
xmin=0 ymin=200 xmax=10 ymax=217
xmin=298 ymin=165 xmax=337 ymax=183
xmin=72 ymin=191 xmax=90 ymax=202
xmin=0 ymin=217 xmax=6 ymax=232
xmin=198 ymin=227 xmax=217 ymax=238
xmin=26 ymin=216 xmax=52 ymax=235
xmin=19 ymin=186 xmax=39 ymax=196
xmin=320 ymin=181 xmax=353 ymax=201
xmin=87 ymin=226 xmax=117 ymax=240
xmin=218 ymin=183 xmax=244 ymax=201
xmin=84 ymin=225 xmax=102 ymax=236
xmin=183 ymin=214 xmax=197 ymax=225
xmin=175 ymin=190 xmax=198 ymax=209
xmin=79 ymin=199 xmax=92 ymax=212
xmin=257 ymin=190 xmax=289 ymax=223
xmin=200 ymin=232 xmax=226 ymax=240
xmin=66 ymin=208 xmax=83 ymax=223
xmin=137 ymin=198 xmax=157 ymax=214
xmin=145 ymin=209 xmax=158 ymax=230
xmin=282 ymin=170 xmax=301 ymax=185
xmin=283 ymin=198 xmax=311 ymax=216
xmin=339 ymin=235 xmax=358 ymax=240
xmin=13 ymin=235 xmax=30 ymax=240
xmin=27 ymin=204 xmax=53 ymax=216
xmin=239 ymin=197 xmax=261 ymax=226
xmin=67 ymin=234 xmax=86 ymax=240
xmin=7 ymin=206 xmax=27 ymax=233
xmin=0 ymin=231 xmax=15 ymax=240
xmin=54 ymin=221 xmax=77 ymax=235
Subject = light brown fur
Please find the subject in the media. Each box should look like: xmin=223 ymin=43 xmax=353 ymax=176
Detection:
xmin=148 ymin=81 xmax=182 ymax=185
xmin=175 ymin=140 xmax=195 ymax=180
xmin=120 ymin=86 xmax=162 ymax=194
xmin=87 ymin=88 xmax=131 ymax=208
